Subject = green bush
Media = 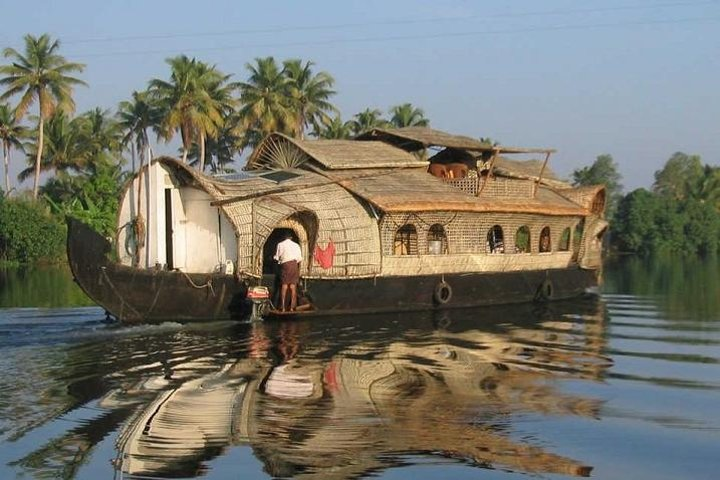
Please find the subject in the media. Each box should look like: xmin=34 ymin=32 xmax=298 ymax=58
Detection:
xmin=0 ymin=197 xmax=66 ymax=264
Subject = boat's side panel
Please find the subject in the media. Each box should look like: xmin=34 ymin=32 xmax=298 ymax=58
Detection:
xmin=68 ymin=219 xmax=599 ymax=322
xmin=67 ymin=218 xmax=249 ymax=323
xmin=297 ymin=267 xmax=598 ymax=314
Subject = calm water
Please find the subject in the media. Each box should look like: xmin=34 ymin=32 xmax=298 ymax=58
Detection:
xmin=0 ymin=258 xmax=718 ymax=479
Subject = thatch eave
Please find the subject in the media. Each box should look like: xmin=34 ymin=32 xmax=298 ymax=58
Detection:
xmin=357 ymin=127 xmax=555 ymax=154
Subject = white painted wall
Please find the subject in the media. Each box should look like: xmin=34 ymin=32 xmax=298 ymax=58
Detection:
xmin=179 ymin=187 xmax=236 ymax=272
xmin=116 ymin=162 xmax=237 ymax=273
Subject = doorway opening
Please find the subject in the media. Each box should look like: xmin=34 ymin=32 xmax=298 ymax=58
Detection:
xmin=262 ymin=228 xmax=298 ymax=275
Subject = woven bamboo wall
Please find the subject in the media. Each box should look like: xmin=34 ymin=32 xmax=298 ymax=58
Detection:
xmin=443 ymin=177 xmax=478 ymax=195
xmin=382 ymin=252 xmax=575 ymax=275
xmin=225 ymin=184 xmax=381 ymax=278
xmin=379 ymin=211 xmax=584 ymax=275
xmin=479 ymin=177 xmax=535 ymax=198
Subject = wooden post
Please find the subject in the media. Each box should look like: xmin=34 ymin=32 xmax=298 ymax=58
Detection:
xmin=533 ymin=151 xmax=552 ymax=198
xmin=477 ymin=148 xmax=500 ymax=197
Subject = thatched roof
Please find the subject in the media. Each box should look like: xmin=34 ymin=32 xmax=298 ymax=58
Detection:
xmin=246 ymin=133 xmax=425 ymax=170
xmin=324 ymin=169 xmax=587 ymax=216
xmin=356 ymin=127 xmax=555 ymax=154
xmin=162 ymin=154 xmax=587 ymax=218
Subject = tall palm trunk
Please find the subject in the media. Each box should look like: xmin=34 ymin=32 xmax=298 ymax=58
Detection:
xmin=130 ymin=141 xmax=136 ymax=173
xmin=180 ymin=125 xmax=189 ymax=164
xmin=33 ymin=110 xmax=44 ymax=199
xmin=3 ymin=142 xmax=10 ymax=195
xmin=133 ymin=138 xmax=146 ymax=267
xmin=297 ymin=107 xmax=306 ymax=140
xmin=199 ymin=131 xmax=206 ymax=172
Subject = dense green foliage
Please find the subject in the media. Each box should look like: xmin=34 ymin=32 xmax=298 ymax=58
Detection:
xmin=570 ymin=151 xmax=719 ymax=257
xmin=612 ymin=153 xmax=720 ymax=256
xmin=0 ymin=196 xmax=65 ymax=263
xmin=44 ymin=163 xmax=127 ymax=237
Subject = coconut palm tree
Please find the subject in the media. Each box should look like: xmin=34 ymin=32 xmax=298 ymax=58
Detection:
xmin=348 ymin=108 xmax=389 ymax=136
xmin=149 ymin=55 xmax=229 ymax=169
xmin=117 ymin=91 xmax=163 ymax=267
xmin=316 ymin=114 xmax=353 ymax=139
xmin=282 ymin=59 xmax=337 ymax=139
xmin=238 ymin=57 xmax=295 ymax=148
xmin=188 ymin=111 xmax=244 ymax=173
xmin=0 ymin=103 xmax=27 ymax=194
xmin=0 ymin=34 xmax=86 ymax=198
xmin=77 ymin=108 xmax=123 ymax=171
xmin=389 ymin=103 xmax=429 ymax=128
xmin=117 ymin=90 xmax=162 ymax=173
xmin=19 ymin=112 xmax=87 ymax=182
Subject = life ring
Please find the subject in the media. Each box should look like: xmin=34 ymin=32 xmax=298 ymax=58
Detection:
xmin=433 ymin=281 xmax=453 ymax=305
xmin=535 ymin=279 xmax=554 ymax=301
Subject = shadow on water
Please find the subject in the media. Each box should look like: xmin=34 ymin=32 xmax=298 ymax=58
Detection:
xmin=0 ymin=297 xmax=610 ymax=479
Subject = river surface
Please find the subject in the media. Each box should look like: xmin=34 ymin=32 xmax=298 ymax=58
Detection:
xmin=0 ymin=257 xmax=718 ymax=479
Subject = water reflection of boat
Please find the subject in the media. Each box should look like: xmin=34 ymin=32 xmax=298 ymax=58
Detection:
xmin=109 ymin=299 xmax=609 ymax=478
xmin=67 ymin=127 xmax=607 ymax=322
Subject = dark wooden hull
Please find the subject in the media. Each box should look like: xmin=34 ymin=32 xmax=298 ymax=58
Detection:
xmin=67 ymin=219 xmax=600 ymax=323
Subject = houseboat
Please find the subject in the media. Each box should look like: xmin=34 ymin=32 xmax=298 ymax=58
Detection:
xmin=66 ymin=127 xmax=608 ymax=322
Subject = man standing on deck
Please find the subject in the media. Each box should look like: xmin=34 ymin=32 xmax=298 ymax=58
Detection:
xmin=274 ymin=232 xmax=302 ymax=311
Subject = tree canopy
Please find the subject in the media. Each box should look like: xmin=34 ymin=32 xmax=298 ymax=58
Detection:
xmin=0 ymin=34 xmax=86 ymax=198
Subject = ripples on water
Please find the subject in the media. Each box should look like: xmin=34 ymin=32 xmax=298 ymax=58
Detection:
xmin=0 ymin=260 xmax=718 ymax=479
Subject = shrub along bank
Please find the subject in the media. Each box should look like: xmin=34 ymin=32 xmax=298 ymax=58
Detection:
xmin=0 ymin=196 xmax=66 ymax=264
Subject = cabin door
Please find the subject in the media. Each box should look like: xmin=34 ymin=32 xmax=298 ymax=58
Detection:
xmin=164 ymin=189 xmax=174 ymax=269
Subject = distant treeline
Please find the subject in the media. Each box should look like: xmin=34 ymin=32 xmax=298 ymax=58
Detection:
xmin=572 ymin=152 xmax=720 ymax=256
xmin=0 ymin=33 xmax=718 ymax=263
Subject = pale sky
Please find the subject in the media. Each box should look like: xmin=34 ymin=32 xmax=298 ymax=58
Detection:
xmin=2 ymin=0 xmax=719 ymax=192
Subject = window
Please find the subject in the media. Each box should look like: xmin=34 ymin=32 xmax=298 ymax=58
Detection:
xmin=539 ymin=226 xmax=552 ymax=252
xmin=559 ymin=227 xmax=571 ymax=251
xmin=427 ymin=224 xmax=448 ymax=254
xmin=515 ymin=226 xmax=531 ymax=253
xmin=394 ymin=224 xmax=418 ymax=255
xmin=487 ymin=225 xmax=505 ymax=253
xmin=573 ymin=220 xmax=585 ymax=252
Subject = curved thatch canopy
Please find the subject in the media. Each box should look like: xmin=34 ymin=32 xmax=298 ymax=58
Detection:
xmin=556 ymin=185 xmax=606 ymax=215
xmin=246 ymin=133 xmax=425 ymax=171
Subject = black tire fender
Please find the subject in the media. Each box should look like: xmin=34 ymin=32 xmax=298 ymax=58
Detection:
xmin=535 ymin=279 xmax=554 ymax=301
xmin=433 ymin=281 xmax=453 ymax=305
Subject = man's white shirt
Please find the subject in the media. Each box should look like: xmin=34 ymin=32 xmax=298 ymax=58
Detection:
xmin=274 ymin=239 xmax=302 ymax=264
